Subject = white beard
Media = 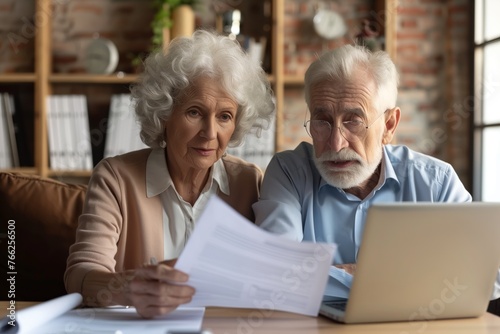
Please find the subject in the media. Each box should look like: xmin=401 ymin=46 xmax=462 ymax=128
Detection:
xmin=313 ymin=146 xmax=383 ymax=189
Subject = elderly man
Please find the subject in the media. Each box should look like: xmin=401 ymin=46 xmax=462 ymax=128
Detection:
xmin=253 ymin=45 xmax=500 ymax=300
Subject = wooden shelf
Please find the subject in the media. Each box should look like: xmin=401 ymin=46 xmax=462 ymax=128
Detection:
xmin=284 ymin=75 xmax=304 ymax=85
xmin=1 ymin=167 xmax=38 ymax=174
xmin=48 ymin=170 xmax=93 ymax=178
xmin=0 ymin=0 xmax=396 ymax=179
xmin=50 ymin=73 xmax=140 ymax=84
xmin=0 ymin=74 xmax=36 ymax=83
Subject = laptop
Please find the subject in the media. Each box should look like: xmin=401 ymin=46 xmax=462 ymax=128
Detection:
xmin=319 ymin=202 xmax=500 ymax=324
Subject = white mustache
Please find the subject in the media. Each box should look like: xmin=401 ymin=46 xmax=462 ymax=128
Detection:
xmin=316 ymin=149 xmax=362 ymax=163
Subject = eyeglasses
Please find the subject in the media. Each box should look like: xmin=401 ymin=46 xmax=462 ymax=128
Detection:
xmin=304 ymin=110 xmax=387 ymax=143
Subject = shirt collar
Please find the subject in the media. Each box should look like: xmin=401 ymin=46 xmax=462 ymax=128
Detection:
xmin=146 ymin=148 xmax=230 ymax=198
xmin=213 ymin=158 xmax=230 ymax=196
xmin=382 ymin=145 xmax=399 ymax=185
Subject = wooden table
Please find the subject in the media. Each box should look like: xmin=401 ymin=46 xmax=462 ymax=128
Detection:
xmin=3 ymin=302 xmax=500 ymax=333
xmin=203 ymin=307 xmax=500 ymax=333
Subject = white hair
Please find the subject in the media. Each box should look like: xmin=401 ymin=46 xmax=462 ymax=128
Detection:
xmin=304 ymin=44 xmax=399 ymax=114
xmin=131 ymin=29 xmax=275 ymax=148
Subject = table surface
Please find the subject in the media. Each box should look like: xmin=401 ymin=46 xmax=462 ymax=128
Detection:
xmin=3 ymin=301 xmax=500 ymax=333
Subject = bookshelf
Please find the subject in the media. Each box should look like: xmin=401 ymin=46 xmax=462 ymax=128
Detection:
xmin=0 ymin=0 xmax=396 ymax=180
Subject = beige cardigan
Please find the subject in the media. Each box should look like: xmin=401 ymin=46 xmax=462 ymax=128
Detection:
xmin=64 ymin=149 xmax=262 ymax=305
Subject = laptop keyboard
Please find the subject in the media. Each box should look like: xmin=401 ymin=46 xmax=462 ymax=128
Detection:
xmin=324 ymin=300 xmax=348 ymax=311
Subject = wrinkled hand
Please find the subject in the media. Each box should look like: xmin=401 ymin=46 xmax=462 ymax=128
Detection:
xmin=335 ymin=263 xmax=357 ymax=276
xmin=127 ymin=259 xmax=195 ymax=318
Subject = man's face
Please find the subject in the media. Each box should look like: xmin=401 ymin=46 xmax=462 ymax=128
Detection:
xmin=308 ymin=71 xmax=386 ymax=189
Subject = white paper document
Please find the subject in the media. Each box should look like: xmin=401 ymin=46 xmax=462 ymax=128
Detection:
xmin=1 ymin=293 xmax=205 ymax=334
xmin=175 ymin=195 xmax=337 ymax=316
xmin=32 ymin=306 xmax=205 ymax=334
xmin=10 ymin=293 xmax=83 ymax=334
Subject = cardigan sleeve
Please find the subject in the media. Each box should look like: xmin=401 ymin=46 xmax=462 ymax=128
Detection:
xmin=64 ymin=159 xmax=124 ymax=298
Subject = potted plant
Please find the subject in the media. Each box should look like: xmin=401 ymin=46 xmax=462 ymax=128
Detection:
xmin=151 ymin=0 xmax=197 ymax=50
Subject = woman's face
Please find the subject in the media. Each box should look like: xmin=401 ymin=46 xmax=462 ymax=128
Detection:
xmin=165 ymin=76 xmax=238 ymax=172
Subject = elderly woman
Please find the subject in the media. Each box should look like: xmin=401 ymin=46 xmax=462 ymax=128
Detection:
xmin=64 ymin=30 xmax=275 ymax=317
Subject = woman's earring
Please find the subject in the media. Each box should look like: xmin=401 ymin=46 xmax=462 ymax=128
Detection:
xmin=222 ymin=152 xmax=227 ymax=158
xmin=160 ymin=140 xmax=166 ymax=148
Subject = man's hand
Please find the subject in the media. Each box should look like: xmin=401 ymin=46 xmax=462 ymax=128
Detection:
xmin=335 ymin=263 xmax=357 ymax=275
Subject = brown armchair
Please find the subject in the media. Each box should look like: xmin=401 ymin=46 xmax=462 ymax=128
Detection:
xmin=0 ymin=172 xmax=86 ymax=301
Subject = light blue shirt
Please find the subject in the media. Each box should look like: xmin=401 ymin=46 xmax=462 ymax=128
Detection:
xmin=253 ymin=143 xmax=500 ymax=299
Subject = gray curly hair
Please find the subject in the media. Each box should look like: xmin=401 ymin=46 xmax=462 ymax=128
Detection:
xmin=131 ymin=29 xmax=275 ymax=148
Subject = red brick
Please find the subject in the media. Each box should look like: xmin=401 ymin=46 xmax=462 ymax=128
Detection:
xmin=72 ymin=4 xmax=104 ymax=16
xmin=401 ymin=79 xmax=418 ymax=88
xmin=285 ymin=1 xmax=300 ymax=15
xmin=396 ymin=32 xmax=426 ymax=40
xmin=113 ymin=4 xmax=135 ymax=15
xmin=284 ymin=17 xmax=301 ymax=29
xmin=397 ymin=44 xmax=419 ymax=53
xmin=0 ymin=3 xmax=14 ymax=12
xmin=298 ymin=3 xmax=309 ymax=15
xmin=419 ymin=104 xmax=435 ymax=111
xmin=449 ymin=4 xmax=469 ymax=14
xmin=420 ymin=0 xmax=444 ymax=3
xmin=397 ymin=7 xmax=428 ymax=16
xmin=53 ymin=54 xmax=78 ymax=64
xmin=401 ymin=19 xmax=418 ymax=28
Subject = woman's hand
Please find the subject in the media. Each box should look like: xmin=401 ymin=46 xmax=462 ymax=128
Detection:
xmin=127 ymin=260 xmax=195 ymax=318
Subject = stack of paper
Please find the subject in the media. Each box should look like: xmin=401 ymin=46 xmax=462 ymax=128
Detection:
xmin=0 ymin=293 xmax=205 ymax=334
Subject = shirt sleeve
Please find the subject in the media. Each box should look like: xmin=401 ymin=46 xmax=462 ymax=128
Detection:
xmin=437 ymin=163 xmax=472 ymax=202
xmin=491 ymin=272 xmax=500 ymax=300
xmin=253 ymin=154 xmax=305 ymax=241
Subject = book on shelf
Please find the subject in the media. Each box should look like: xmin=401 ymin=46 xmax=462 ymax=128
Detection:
xmin=246 ymin=36 xmax=267 ymax=66
xmin=0 ymin=93 xmax=20 ymax=169
xmin=72 ymin=95 xmax=93 ymax=170
xmin=104 ymin=94 xmax=147 ymax=158
xmin=46 ymin=95 xmax=93 ymax=171
xmin=11 ymin=91 xmax=34 ymax=167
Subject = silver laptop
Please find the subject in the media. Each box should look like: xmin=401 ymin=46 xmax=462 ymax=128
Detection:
xmin=320 ymin=202 xmax=500 ymax=324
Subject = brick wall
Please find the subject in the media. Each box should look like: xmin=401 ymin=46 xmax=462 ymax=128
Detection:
xmin=395 ymin=0 xmax=471 ymax=188
xmin=0 ymin=0 xmax=35 ymax=73
xmin=51 ymin=0 xmax=154 ymax=74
